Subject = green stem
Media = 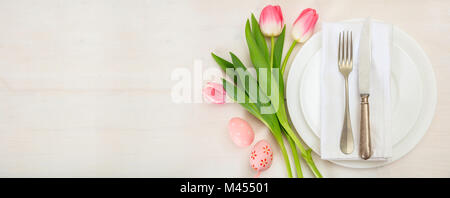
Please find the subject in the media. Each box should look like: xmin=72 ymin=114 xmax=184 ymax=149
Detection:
xmin=271 ymin=36 xmax=292 ymax=177
xmin=276 ymin=136 xmax=293 ymax=178
xmin=281 ymin=40 xmax=297 ymax=75
xmin=284 ymin=130 xmax=303 ymax=178
xmin=270 ymin=36 xmax=275 ymax=69
xmin=276 ymin=38 xmax=321 ymax=178
xmin=283 ymin=125 xmax=323 ymax=178
xmin=304 ymin=150 xmax=321 ymax=178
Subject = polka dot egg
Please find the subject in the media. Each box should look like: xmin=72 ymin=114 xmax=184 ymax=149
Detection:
xmin=250 ymin=140 xmax=273 ymax=177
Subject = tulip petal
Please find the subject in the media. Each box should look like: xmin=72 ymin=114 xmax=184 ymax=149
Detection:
xmin=259 ymin=5 xmax=284 ymax=37
xmin=292 ymin=8 xmax=319 ymax=43
xmin=203 ymin=82 xmax=226 ymax=104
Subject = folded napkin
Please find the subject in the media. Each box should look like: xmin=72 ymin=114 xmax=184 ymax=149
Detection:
xmin=320 ymin=21 xmax=393 ymax=160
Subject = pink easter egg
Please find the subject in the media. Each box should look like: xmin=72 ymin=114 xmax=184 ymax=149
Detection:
xmin=250 ymin=140 xmax=273 ymax=177
xmin=228 ymin=117 xmax=255 ymax=147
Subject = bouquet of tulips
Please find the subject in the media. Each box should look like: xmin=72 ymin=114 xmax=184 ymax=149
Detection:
xmin=211 ymin=5 xmax=321 ymax=178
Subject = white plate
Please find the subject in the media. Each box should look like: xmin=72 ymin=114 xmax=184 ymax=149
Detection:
xmin=286 ymin=19 xmax=437 ymax=168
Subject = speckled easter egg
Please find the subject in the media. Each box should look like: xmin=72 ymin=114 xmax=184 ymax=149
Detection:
xmin=228 ymin=117 xmax=255 ymax=147
xmin=250 ymin=140 xmax=273 ymax=174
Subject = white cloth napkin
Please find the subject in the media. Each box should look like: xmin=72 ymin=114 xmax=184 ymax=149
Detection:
xmin=320 ymin=21 xmax=393 ymax=160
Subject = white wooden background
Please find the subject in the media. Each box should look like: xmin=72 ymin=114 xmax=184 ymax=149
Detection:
xmin=0 ymin=0 xmax=449 ymax=177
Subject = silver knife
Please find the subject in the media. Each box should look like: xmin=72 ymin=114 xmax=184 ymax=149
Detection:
xmin=358 ymin=18 xmax=373 ymax=160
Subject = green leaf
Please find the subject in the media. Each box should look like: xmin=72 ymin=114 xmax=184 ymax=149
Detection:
xmin=245 ymin=19 xmax=274 ymax=105
xmin=273 ymin=26 xmax=286 ymax=69
xmin=211 ymin=52 xmax=238 ymax=85
xmin=222 ymin=78 xmax=283 ymax=138
xmin=275 ymin=77 xmax=291 ymax=133
xmin=213 ymin=51 xmax=262 ymax=105
xmin=228 ymin=52 xmax=248 ymax=71
xmin=251 ymin=14 xmax=269 ymax=63
xmin=211 ymin=52 xmax=233 ymax=71
xmin=229 ymin=52 xmax=258 ymax=103
xmin=223 ymin=79 xmax=269 ymax=128
xmin=245 ymin=19 xmax=270 ymax=70
xmin=229 ymin=52 xmax=276 ymax=111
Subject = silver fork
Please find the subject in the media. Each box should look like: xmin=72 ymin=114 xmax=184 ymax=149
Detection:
xmin=338 ymin=31 xmax=354 ymax=154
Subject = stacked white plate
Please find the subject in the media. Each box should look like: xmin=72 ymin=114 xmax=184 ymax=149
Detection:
xmin=286 ymin=19 xmax=437 ymax=168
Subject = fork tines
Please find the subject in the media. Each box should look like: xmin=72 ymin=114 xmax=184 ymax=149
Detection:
xmin=338 ymin=31 xmax=353 ymax=66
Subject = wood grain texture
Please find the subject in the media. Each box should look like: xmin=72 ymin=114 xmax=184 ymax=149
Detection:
xmin=0 ymin=0 xmax=449 ymax=177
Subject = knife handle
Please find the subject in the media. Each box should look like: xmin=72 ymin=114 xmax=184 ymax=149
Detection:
xmin=360 ymin=94 xmax=372 ymax=160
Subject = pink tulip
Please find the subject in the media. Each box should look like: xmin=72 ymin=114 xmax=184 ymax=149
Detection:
xmin=292 ymin=8 xmax=319 ymax=43
xmin=259 ymin=5 xmax=284 ymax=37
xmin=203 ymin=82 xmax=226 ymax=104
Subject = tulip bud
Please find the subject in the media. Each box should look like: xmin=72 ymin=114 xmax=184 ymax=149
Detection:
xmin=203 ymin=82 xmax=226 ymax=104
xmin=292 ymin=8 xmax=319 ymax=43
xmin=259 ymin=5 xmax=284 ymax=37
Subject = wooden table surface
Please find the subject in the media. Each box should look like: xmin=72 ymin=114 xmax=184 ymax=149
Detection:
xmin=0 ymin=0 xmax=449 ymax=177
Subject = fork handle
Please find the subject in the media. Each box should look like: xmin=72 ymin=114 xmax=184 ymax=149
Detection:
xmin=359 ymin=94 xmax=372 ymax=160
xmin=340 ymin=78 xmax=354 ymax=154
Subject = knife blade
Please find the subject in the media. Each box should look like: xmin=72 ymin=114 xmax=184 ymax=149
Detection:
xmin=358 ymin=18 xmax=373 ymax=160
xmin=359 ymin=18 xmax=371 ymax=94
